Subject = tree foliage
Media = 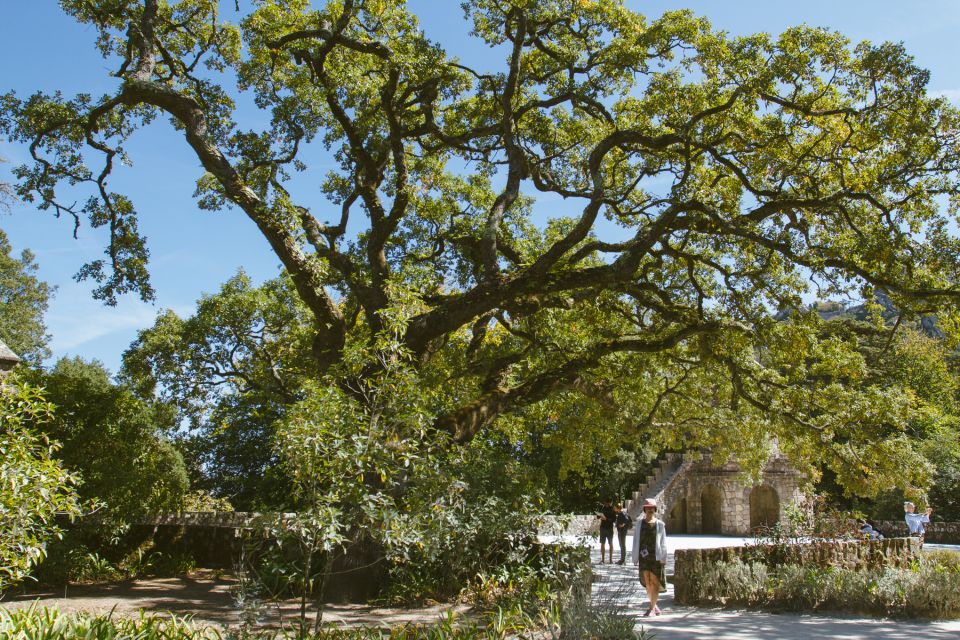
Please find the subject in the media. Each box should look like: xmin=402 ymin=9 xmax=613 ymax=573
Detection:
xmin=801 ymin=299 xmax=960 ymax=515
xmin=121 ymin=271 xmax=312 ymax=507
xmin=32 ymin=357 xmax=189 ymax=525
xmin=0 ymin=228 xmax=51 ymax=364
xmin=0 ymin=379 xmax=82 ymax=590
xmin=6 ymin=0 xmax=960 ymax=495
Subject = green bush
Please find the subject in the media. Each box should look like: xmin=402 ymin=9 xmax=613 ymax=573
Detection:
xmin=0 ymin=381 xmax=82 ymax=591
xmin=682 ymin=550 xmax=960 ymax=618
xmin=34 ymin=539 xmax=199 ymax=586
xmin=137 ymin=551 xmax=198 ymax=578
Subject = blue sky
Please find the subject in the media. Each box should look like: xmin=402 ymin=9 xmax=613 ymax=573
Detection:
xmin=3 ymin=0 xmax=960 ymax=375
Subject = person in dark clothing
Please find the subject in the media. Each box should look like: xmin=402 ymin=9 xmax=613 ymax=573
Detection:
xmin=614 ymin=503 xmax=633 ymax=564
xmin=597 ymin=497 xmax=616 ymax=564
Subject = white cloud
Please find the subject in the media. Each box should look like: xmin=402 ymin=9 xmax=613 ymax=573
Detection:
xmin=46 ymin=289 xmax=193 ymax=358
xmin=48 ymin=303 xmax=159 ymax=352
xmin=931 ymin=89 xmax=960 ymax=104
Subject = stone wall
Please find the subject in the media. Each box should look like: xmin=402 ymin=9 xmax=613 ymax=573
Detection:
xmin=539 ymin=515 xmax=600 ymax=537
xmin=139 ymin=511 xmax=289 ymax=528
xmin=873 ymin=520 xmax=960 ymax=544
xmin=680 ymin=455 xmax=806 ymax=535
xmin=673 ymin=538 xmax=920 ymax=605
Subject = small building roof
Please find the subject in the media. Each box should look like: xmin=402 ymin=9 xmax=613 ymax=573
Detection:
xmin=0 ymin=338 xmax=20 ymax=370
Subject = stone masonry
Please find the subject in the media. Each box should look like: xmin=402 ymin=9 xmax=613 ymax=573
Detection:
xmin=626 ymin=450 xmax=807 ymax=536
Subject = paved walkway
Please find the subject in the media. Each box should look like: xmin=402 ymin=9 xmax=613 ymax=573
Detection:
xmin=585 ymin=535 xmax=960 ymax=639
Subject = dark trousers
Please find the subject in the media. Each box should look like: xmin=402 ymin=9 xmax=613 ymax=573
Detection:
xmin=617 ymin=529 xmax=628 ymax=560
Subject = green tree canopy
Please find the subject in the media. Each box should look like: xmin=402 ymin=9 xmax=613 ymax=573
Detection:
xmin=0 ymin=379 xmax=82 ymax=590
xmin=6 ymin=0 xmax=960 ymax=495
xmin=121 ymin=271 xmax=312 ymax=507
xmin=33 ymin=357 xmax=189 ymax=524
xmin=0 ymin=228 xmax=51 ymax=364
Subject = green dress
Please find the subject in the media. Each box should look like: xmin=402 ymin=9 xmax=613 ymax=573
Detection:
xmin=637 ymin=519 xmax=666 ymax=589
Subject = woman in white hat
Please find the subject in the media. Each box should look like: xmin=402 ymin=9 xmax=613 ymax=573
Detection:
xmin=632 ymin=498 xmax=667 ymax=616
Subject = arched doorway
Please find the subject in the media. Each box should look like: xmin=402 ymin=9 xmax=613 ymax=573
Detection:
xmin=701 ymin=485 xmax=722 ymax=534
xmin=750 ymin=485 xmax=780 ymax=531
xmin=667 ymin=497 xmax=688 ymax=534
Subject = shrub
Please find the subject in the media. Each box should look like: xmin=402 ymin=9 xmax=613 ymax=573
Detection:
xmin=554 ymin=577 xmax=655 ymax=640
xmin=144 ymin=551 xmax=198 ymax=578
xmin=681 ymin=559 xmax=769 ymax=606
xmin=0 ymin=381 xmax=82 ymax=591
xmin=681 ymin=551 xmax=960 ymax=618
xmin=901 ymin=555 xmax=960 ymax=618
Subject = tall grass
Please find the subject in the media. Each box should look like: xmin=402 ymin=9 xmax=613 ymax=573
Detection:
xmin=0 ymin=606 xmax=221 ymax=640
xmin=0 ymin=605 xmax=594 ymax=640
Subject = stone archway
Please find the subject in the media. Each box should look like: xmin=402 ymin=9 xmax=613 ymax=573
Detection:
xmin=750 ymin=485 xmax=780 ymax=531
xmin=667 ymin=497 xmax=688 ymax=534
xmin=701 ymin=485 xmax=722 ymax=534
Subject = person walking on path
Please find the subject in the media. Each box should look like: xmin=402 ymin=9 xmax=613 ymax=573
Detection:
xmin=904 ymin=501 xmax=933 ymax=546
xmin=614 ymin=503 xmax=632 ymax=564
xmin=597 ymin=497 xmax=616 ymax=564
xmin=632 ymin=498 xmax=667 ymax=617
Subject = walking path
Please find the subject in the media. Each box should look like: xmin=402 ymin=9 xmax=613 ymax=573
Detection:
xmin=4 ymin=535 xmax=958 ymax=636
xmin=586 ymin=535 xmax=960 ymax=639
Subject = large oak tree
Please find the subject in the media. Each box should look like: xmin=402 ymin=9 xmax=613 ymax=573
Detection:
xmin=6 ymin=0 xmax=960 ymax=492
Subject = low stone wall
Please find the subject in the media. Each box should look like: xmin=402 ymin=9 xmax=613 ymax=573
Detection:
xmin=874 ymin=521 xmax=960 ymax=544
xmin=673 ymin=538 xmax=920 ymax=605
xmin=139 ymin=511 xmax=290 ymax=528
xmin=127 ymin=515 xmax=386 ymax=602
xmin=539 ymin=515 xmax=600 ymax=537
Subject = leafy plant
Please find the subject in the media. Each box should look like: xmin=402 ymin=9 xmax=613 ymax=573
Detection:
xmin=0 ymin=380 xmax=82 ymax=590
xmin=0 ymin=606 xmax=563 ymax=639
xmin=680 ymin=549 xmax=960 ymax=618
xmin=10 ymin=0 xmax=960 ymax=517
xmin=67 ymin=550 xmax=122 ymax=583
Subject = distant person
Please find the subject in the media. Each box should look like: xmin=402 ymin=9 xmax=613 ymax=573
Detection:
xmin=857 ymin=518 xmax=882 ymax=540
xmin=866 ymin=519 xmax=885 ymax=539
xmin=614 ymin=503 xmax=633 ymax=565
xmin=597 ymin=497 xmax=616 ymax=564
xmin=632 ymin=498 xmax=667 ymax=616
xmin=904 ymin=501 xmax=932 ymax=546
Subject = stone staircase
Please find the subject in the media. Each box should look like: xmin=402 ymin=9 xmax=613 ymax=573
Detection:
xmin=624 ymin=452 xmax=688 ymax=518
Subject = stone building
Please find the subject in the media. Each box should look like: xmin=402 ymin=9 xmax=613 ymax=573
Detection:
xmin=625 ymin=449 xmax=807 ymax=536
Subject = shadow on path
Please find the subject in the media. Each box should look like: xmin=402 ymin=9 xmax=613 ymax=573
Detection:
xmin=587 ymin=543 xmax=960 ymax=640
xmin=2 ymin=574 xmax=472 ymax=630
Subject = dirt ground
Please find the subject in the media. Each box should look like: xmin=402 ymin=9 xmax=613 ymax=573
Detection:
xmin=0 ymin=572 xmax=474 ymax=630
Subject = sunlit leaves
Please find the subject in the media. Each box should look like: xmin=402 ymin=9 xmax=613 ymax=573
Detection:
xmin=0 ymin=379 xmax=82 ymax=590
xmin=7 ymin=0 xmax=960 ymax=501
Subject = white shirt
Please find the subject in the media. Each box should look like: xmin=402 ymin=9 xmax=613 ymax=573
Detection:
xmin=905 ymin=512 xmax=929 ymax=534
